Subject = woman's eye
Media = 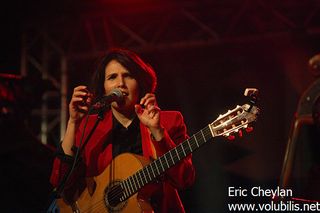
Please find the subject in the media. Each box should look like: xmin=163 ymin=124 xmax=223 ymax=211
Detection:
xmin=124 ymin=73 xmax=133 ymax=79
xmin=107 ymin=74 xmax=116 ymax=80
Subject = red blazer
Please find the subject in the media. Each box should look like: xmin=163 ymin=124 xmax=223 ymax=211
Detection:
xmin=50 ymin=110 xmax=195 ymax=212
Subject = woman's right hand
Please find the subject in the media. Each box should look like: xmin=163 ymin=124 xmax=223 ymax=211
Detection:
xmin=69 ymin=85 xmax=92 ymax=124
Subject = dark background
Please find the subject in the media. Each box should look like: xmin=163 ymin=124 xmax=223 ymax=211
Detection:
xmin=1 ymin=0 xmax=320 ymax=212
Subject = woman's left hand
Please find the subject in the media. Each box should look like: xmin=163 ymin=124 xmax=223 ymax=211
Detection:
xmin=135 ymin=93 xmax=164 ymax=141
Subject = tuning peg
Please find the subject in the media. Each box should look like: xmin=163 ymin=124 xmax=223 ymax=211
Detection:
xmin=227 ymin=135 xmax=235 ymax=141
xmin=238 ymin=129 xmax=243 ymax=138
xmin=245 ymin=126 xmax=254 ymax=133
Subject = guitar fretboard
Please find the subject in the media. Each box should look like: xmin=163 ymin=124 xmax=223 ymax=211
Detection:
xmin=119 ymin=125 xmax=214 ymax=201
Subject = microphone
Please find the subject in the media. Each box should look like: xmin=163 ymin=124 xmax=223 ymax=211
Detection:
xmin=91 ymin=89 xmax=124 ymax=110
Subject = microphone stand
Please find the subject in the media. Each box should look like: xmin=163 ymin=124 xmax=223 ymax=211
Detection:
xmin=46 ymin=107 xmax=106 ymax=212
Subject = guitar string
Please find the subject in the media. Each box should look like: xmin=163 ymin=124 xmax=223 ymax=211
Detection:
xmin=107 ymin=185 xmax=124 ymax=203
xmin=104 ymin=127 xmax=213 ymax=207
xmin=104 ymin=128 xmax=212 ymax=206
xmin=77 ymin=127 xmax=213 ymax=212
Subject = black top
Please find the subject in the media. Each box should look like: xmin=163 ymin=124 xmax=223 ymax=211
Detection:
xmin=111 ymin=116 xmax=143 ymax=158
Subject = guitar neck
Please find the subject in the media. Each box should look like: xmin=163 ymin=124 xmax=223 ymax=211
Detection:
xmin=120 ymin=103 xmax=259 ymax=201
xmin=120 ymin=125 xmax=214 ymax=200
xmin=150 ymin=125 xmax=213 ymax=174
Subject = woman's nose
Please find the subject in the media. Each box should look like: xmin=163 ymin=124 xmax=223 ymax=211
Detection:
xmin=117 ymin=76 xmax=125 ymax=87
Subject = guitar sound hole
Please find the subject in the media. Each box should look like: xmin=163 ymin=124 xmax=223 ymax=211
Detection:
xmin=104 ymin=180 xmax=127 ymax=212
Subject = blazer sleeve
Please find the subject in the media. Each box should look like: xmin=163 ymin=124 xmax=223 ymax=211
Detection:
xmin=49 ymin=143 xmax=86 ymax=186
xmin=151 ymin=111 xmax=195 ymax=189
xmin=49 ymin=118 xmax=89 ymax=196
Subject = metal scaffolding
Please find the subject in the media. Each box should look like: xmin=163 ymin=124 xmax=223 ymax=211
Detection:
xmin=20 ymin=31 xmax=67 ymax=144
xmin=21 ymin=0 xmax=320 ymax=145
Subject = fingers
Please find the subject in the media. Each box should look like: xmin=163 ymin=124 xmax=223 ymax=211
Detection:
xmin=140 ymin=93 xmax=157 ymax=109
xmin=76 ymin=104 xmax=90 ymax=113
xmin=137 ymin=93 xmax=160 ymax=115
xmin=146 ymin=105 xmax=161 ymax=118
xmin=135 ymin=104 xmax=160 ymax=119
xmin=135 ymin=94 xmax=161 ymax=129
xmin=135 ymin=104 xmax=143 ymax=115
xmin=71 ymin=86 xmax=92 ymax=107
xmin=69 ymin=86 xmax=93 ymax=120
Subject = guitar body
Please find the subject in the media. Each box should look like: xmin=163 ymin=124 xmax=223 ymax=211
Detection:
xmin=56 ymin=153 xmax=154 ymax=213
xmin=52 ymin=94 xmax=260 ymax=213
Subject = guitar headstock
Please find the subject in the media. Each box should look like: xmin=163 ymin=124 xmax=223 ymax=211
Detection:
xmin=209 ymin=88 xmax=260 ymax=138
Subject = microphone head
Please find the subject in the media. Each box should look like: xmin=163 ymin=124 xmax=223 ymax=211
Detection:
xmin=109 ymin=88 xmax=124 ymax=103
xmin=91 ymin=89 xmax=124 ymax=109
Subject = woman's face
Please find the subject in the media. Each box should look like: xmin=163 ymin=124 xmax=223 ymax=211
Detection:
xmin=104 ymin=59 xmax=140 ymax=114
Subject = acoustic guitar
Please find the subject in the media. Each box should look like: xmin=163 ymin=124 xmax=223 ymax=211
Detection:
xmin=52 ymin=90 xmax=259 ymax=213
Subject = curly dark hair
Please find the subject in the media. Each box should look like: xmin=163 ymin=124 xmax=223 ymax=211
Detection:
xmin=91 ymin=48 xmax=157 ymax=100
